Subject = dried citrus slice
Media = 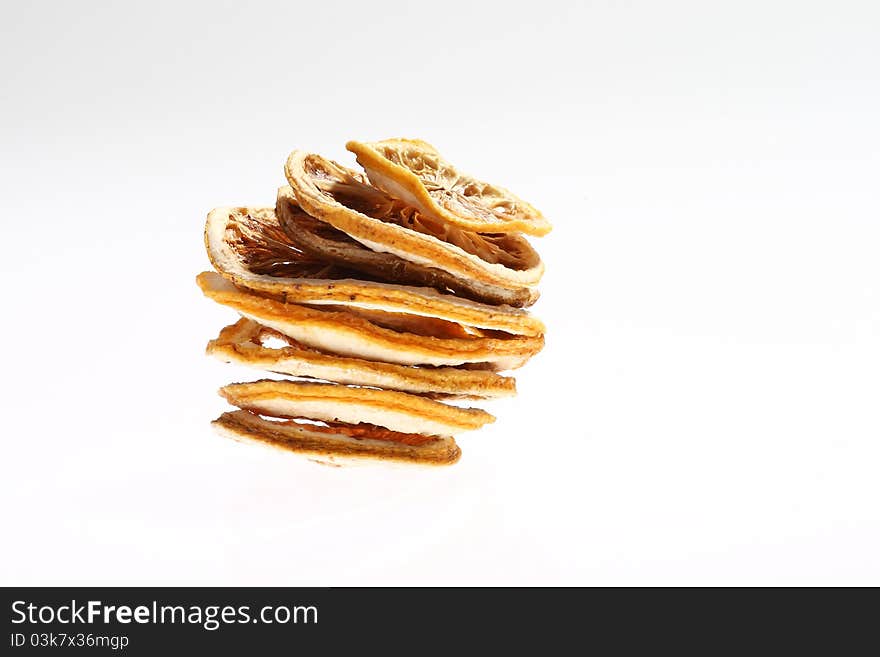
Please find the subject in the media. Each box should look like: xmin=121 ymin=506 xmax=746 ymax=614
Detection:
xmin=346 ymin=138 xmax=551 ymax=236
xmin=285 ymin=152 xmax=543 ymax=292
xmin=276 ymin=187 xmax=537 ymax=307
xmin=213 ymin=410 xmax=461 ymax=466
xmin=197 ymin=272 xmax=544 ymax=370
xmin=207 ymin=319 xmax=517 ymax=398
xmin=204 ymin=206 xmax=545 ymax=336
xmin=219 ymin=380 xmax=494 ymax=437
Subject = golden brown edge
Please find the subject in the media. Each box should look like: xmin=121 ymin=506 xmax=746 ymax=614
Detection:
xmin=213 ymin=410 xmax=462 ymax=466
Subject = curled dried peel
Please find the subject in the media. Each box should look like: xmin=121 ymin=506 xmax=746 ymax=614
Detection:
xmin=346 ymin=138 xmax=551 ymax=236
xmin=214 ymin=410 xmax=461 ymax=466
xmin=285 ymin=151 xmax=543 ymax=290
xmin=197 ymin=272 xmax=544 ymax=369
xmin=276 ymin=187 xmax=538 ymax=307
xmin=205 ymin=206 xmax=545 ymax=336
xmin=208 ymin=319 xmax=517 ymax=398
xmin=220 ymin=380 xmax=494 ymax=437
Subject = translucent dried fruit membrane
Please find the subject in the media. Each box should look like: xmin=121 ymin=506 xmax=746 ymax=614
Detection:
xmin=347 ymin=138 xmax=551 ymax=236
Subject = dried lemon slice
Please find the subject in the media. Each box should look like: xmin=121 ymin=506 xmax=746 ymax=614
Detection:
xmin=219 ymin=380 xmax=494 ymax=437
xmin=205 ymin=206 xmax=545 ymax=336
xmin=285 ymin=152 xmax=544 ymax=292
xmin=197 ymin=272 xmax=544 ymax=370
xmin=208 ymin=319 xmax=517 ymax=398
xmin=346 ymin=138 xmax=551 ymax=236
xmin=213 ymin=410 xmax=461 ymax=466
xmin=276 ymin=187 xmax=538 ymax=307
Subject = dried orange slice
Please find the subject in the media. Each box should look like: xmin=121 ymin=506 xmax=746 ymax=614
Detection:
xmin=285 ymin=152 xmax=544 ymax=292
xmin=204 ymin=206 xmax=545 ymax=336
xmin=207 ymin=319 xmax=517 ymax=398
xmin=219 ymin=380 xmax=495 ymax=437
xmin=276 ymin=187 xmax=537 ymax=307
xmin=213 ymin=410 xmax=461 ymax=466
xmin=346 ymin=138 xmax=551 ymax=236
xmin=197 ymin=272 xmax=544 ymax=370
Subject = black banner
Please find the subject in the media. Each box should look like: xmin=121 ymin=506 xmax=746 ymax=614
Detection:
xmin=1 ymin=587 xmax=872 ymax=653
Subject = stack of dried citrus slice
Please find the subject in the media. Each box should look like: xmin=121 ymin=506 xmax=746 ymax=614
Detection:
xmin=197 ymin=139 xmax=550 ymax=465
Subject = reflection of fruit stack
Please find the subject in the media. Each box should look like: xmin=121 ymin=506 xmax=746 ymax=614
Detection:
xmin=198 ymin=139 xmax=551 ymax=465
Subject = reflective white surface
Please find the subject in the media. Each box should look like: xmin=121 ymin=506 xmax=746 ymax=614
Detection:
xmin=1 ymin=0 xmax=878 ymax=585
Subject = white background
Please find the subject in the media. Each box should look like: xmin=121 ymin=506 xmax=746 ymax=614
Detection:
xmin=2 ymin=1 xmax=878 ymax=585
